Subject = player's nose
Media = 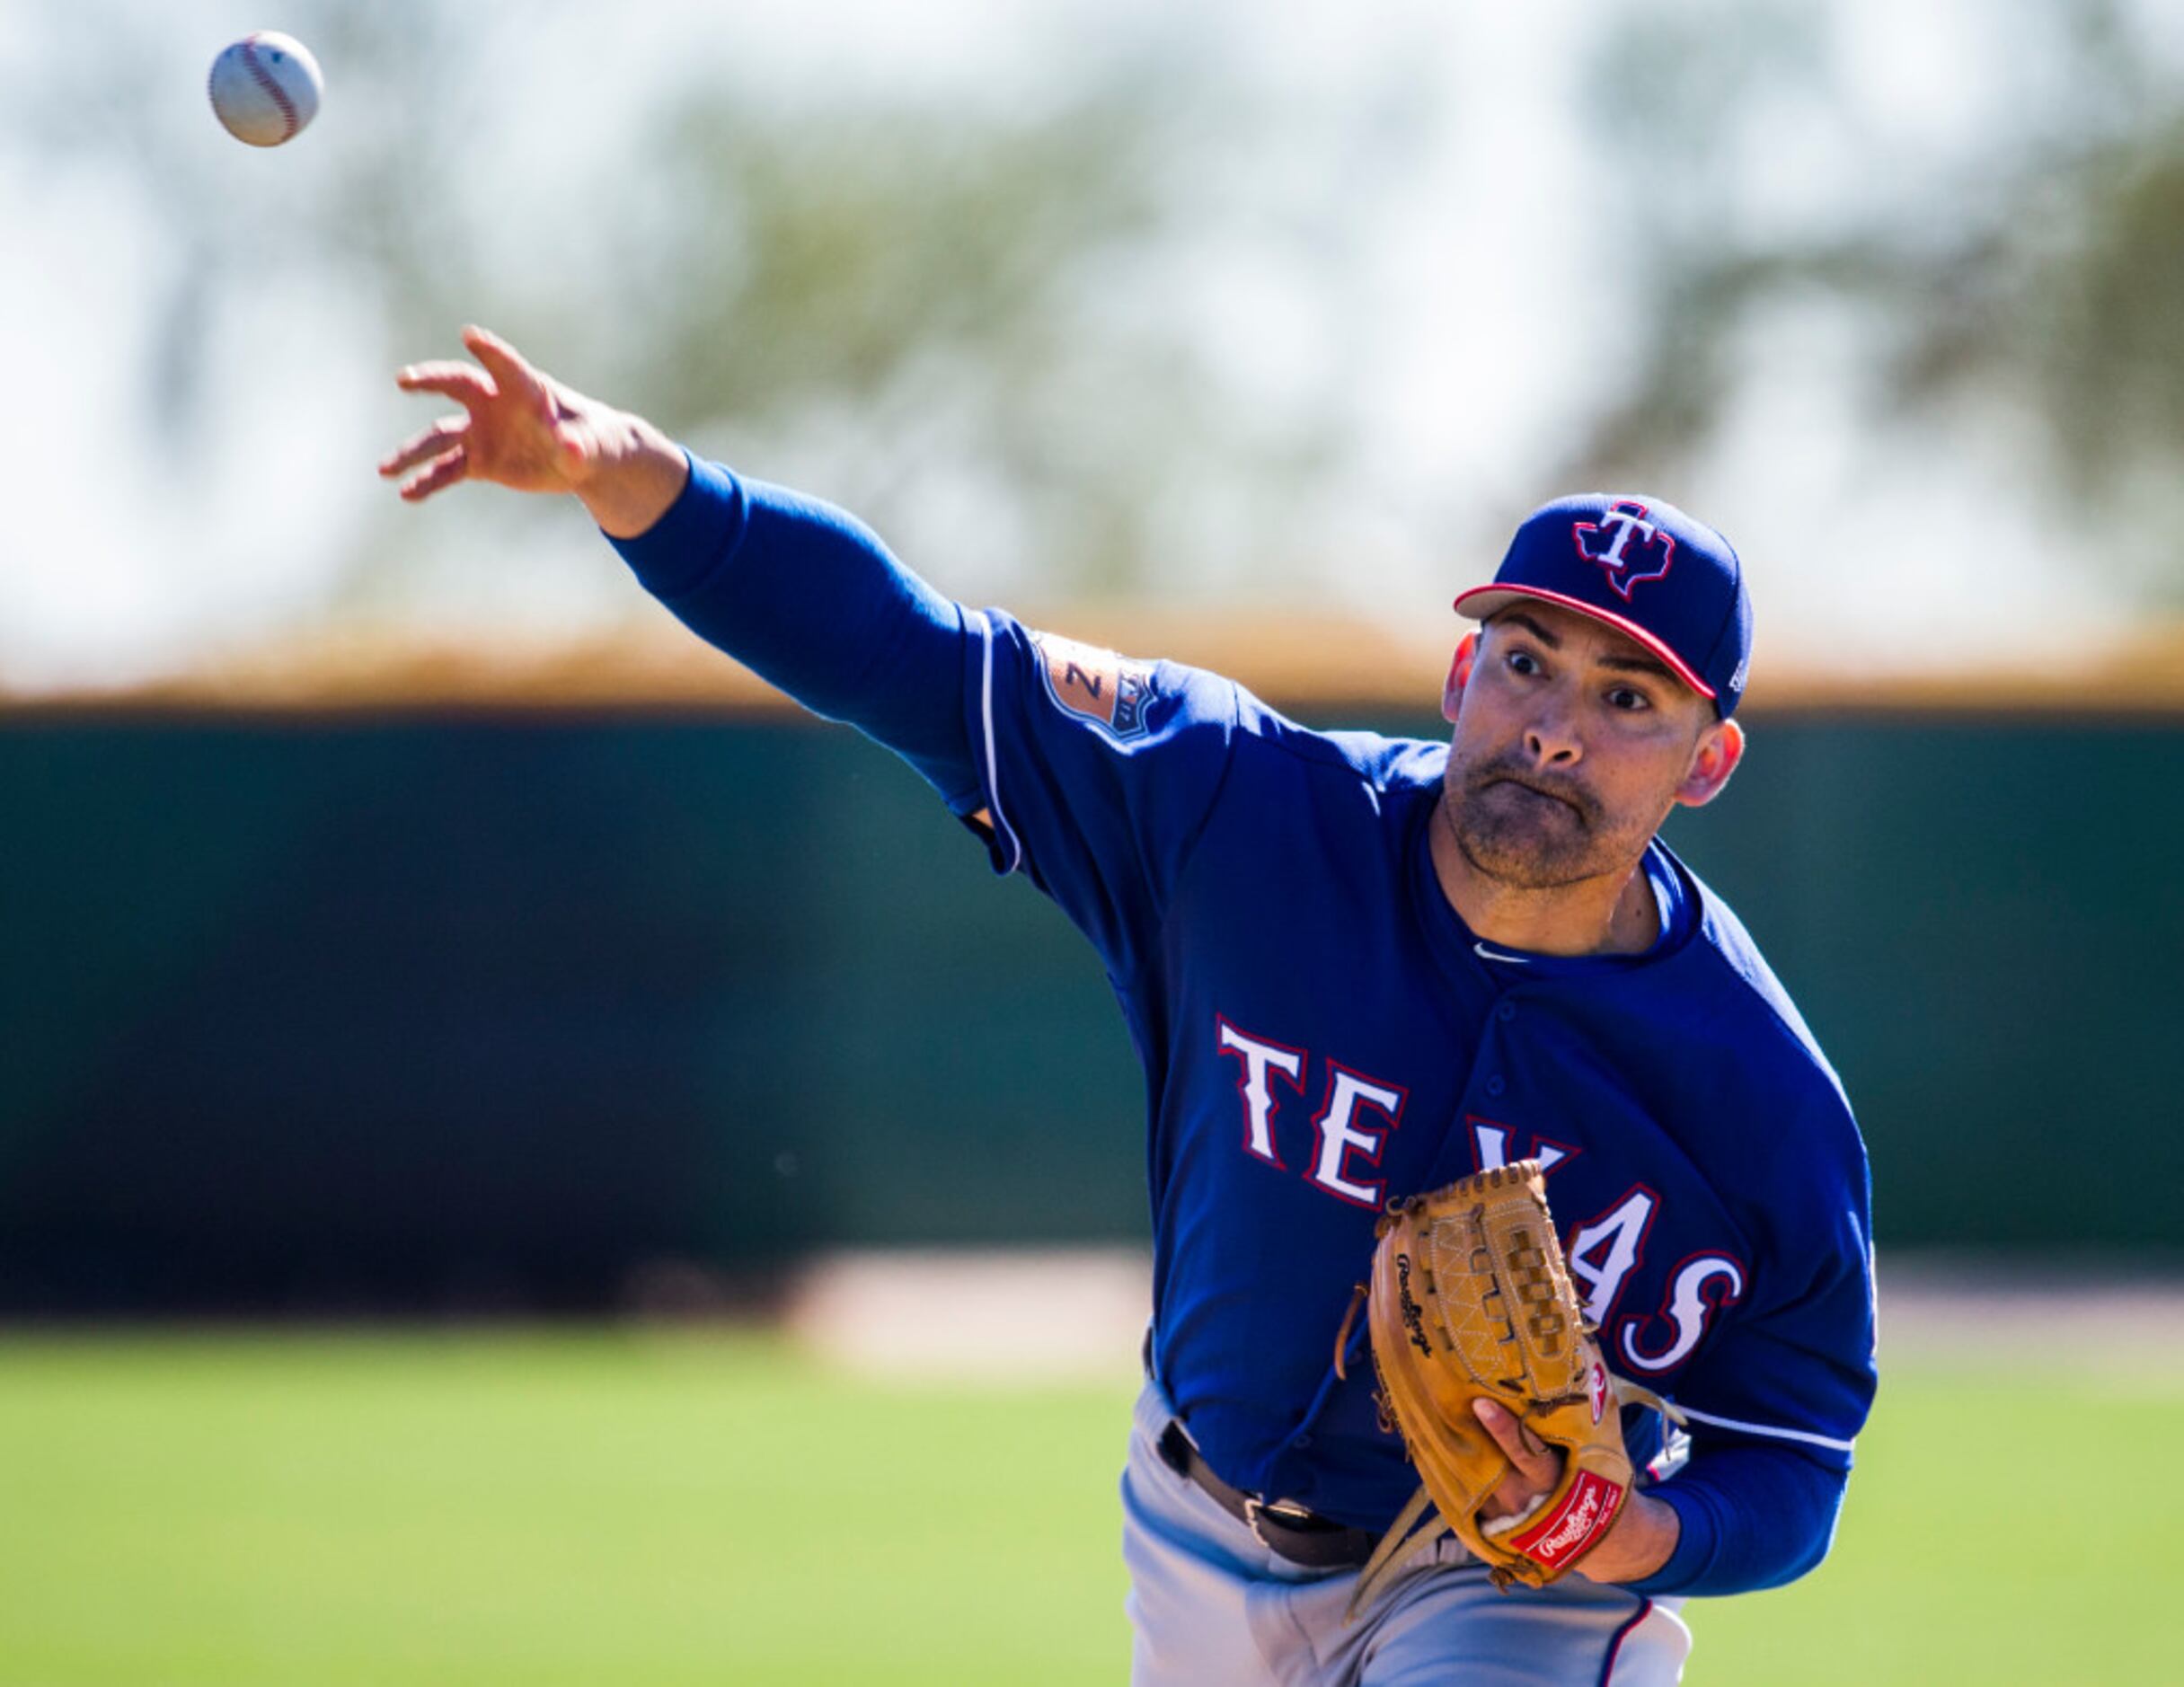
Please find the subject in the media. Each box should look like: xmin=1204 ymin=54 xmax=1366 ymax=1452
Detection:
xmin=1522 ymin=708 xmax=1583 ymax=766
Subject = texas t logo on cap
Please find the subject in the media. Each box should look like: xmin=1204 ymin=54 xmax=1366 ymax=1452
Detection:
xmin=1451 ymin=491 xmax=1755 ymax=717
xmin=1572 ymin=501 xmax=1676 ymax=601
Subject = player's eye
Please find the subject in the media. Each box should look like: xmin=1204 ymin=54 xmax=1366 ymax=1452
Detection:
xmin=1505 ymin=649 xmax=1543 ymax=676
xmin=1605 ymin=685 xmax=1651 ymax=712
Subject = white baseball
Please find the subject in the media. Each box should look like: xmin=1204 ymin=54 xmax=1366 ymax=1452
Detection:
xmin=208 ymin=31 xmax=323 ymax=147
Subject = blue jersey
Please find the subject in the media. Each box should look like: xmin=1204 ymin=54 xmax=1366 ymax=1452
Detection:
xmin=611 ymin=458 xmax=1878 ymax=1595
xmin=960 ymin=612 xmax=1875 ymax=1528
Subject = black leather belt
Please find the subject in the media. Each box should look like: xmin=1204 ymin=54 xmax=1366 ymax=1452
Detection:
xmin=1156 ymin=1421 xmax=1380 ymax=1569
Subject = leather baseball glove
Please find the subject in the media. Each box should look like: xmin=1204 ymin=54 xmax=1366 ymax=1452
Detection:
xmin=1340 ymin=1160 xmax=1681 ymax=1613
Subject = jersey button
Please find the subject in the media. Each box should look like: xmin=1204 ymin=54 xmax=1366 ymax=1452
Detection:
xmin=1292 ymin=1432 xmax=1313 ymax=1449
xmin=1486 ymin=1075 xmax=1507 ymax=1097
xmin=1496 ymin=1002 xmax=1517 ymax=1022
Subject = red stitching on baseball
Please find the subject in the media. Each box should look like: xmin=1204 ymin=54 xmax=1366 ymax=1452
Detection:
xmin=240 ymin=34 xmax=300 ymax=141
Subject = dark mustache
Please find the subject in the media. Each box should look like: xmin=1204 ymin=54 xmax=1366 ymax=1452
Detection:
xmin=1465 ymin=760 xmax=1596 ymax=819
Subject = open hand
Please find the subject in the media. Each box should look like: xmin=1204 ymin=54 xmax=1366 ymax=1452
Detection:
xmin=378 ymin=325 xmax=618 ymax=504
xmin=378 ymin=326 xmax=688 ymax=536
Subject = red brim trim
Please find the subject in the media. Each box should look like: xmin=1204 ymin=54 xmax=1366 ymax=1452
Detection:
xmin=1451 ymin=584 xmax=1717 ymax=700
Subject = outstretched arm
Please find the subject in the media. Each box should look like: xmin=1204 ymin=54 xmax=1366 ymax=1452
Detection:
xmin=379 ymin=328 xmax=982 ymax=808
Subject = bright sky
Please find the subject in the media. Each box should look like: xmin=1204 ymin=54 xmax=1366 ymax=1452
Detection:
xmin=0 ymin=0 xmax=2174 ymax=692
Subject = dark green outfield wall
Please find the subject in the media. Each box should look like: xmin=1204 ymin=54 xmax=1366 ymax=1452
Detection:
xmin=1660 ymin=715 xmax=2183 ymax=1258
xmin=1 ymin=709 xmax=2177 ymax=1312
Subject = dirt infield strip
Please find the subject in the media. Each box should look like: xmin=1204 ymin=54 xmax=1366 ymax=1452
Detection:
xmin=1876 ymin=1259 xmax=2184 ymax=1367
xmin=779 ymin=1250 xmax=2184 ymax=1381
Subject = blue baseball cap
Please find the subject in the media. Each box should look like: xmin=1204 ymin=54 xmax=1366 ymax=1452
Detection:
xmin=1453 ymin=494 xmax=1754 ymax=717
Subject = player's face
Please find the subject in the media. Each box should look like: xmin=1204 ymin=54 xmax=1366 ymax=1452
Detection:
xmin=1439 ymin=604 xmax=1741 ymax=891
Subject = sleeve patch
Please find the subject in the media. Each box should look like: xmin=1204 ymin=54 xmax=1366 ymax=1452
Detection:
xmin=1031 ymin=632 xmax=1154 ymax=744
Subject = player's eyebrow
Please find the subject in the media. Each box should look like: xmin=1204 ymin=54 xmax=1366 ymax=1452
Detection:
xmin=1496 ymin=609 xmax=1675 ymax=684
xmin=1597 ymin=650 xmax=1676 ymax=684
xmin=1493 ymin=611 xmax=1561 ymax=649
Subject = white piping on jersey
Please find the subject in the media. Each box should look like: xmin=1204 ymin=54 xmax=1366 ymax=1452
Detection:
xmin=1672 ymin=1404 xmax=1857 ymax=1453
xmin=969 ymin=609 xmax=1022 ymax=876
xmin=1472 ymin=942 xmax=1534 ymax=965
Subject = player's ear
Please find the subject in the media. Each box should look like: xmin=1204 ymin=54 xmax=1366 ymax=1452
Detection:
xmin=1675 ymin=717 xmax=1746 ymax=808
xmin=1442 ymin=631 xmax=1480 ymax=724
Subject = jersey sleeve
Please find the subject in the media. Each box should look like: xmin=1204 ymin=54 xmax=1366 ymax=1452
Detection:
xmin=1631 ymin=1440 xmax=1848 ymax=1596
xmin=1669 ymin=1144 xmax=1878 ymax=1471
xmin=1623 ymin=1128 xmax=1874 ymax=1595
xmin=958 ymin=608 xmax=1239 ymax=981
xmin=608 ymin=455 xmax=983 ymax=808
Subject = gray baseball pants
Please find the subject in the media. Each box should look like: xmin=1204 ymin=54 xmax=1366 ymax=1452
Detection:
xmin=1122 ymin=1378 xmax=1692 ymax=1685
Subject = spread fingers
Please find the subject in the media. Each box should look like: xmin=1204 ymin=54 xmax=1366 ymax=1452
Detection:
xmin=461 ymin=326 xmax=540 ymax=400
xmin=378 ymin=417 xmax=467 ymax=479
xmin=395 ymin=361 xmax=495 ymax=410
xmin=397 ymin=446 xmax=470 ymax=503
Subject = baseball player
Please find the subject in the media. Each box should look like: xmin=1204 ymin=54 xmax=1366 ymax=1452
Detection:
xmin=383 ymin=327 xmax=1876 ymax=1684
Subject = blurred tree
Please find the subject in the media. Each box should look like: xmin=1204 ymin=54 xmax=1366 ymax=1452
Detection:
xmin=1572 ymin=0 xmax=2184 ymax=603
xmin=22 ymin=0 xmax=2171 ymax=631
xmin=0 ymin=4 xmax=487 ymax=451
xmin=604 ymin=67 xmax=1348 ymax=592
xmin=0 ymin=2 xmax=1356 ymax=603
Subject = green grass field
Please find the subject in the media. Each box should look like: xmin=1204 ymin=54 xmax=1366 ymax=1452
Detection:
xmin=0 ymin=1330 xmax=2175 ymax=1684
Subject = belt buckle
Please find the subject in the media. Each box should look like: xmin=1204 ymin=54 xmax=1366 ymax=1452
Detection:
xmin=1243 ymin=1495 xmax=1313 ymax=1550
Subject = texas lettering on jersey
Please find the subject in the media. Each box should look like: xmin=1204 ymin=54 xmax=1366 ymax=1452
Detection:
xmin=1465 ymin=1117 xmax=1749 ymax=1375
xmin=1214 ymin=1020 xmax=1745 ymax=1381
